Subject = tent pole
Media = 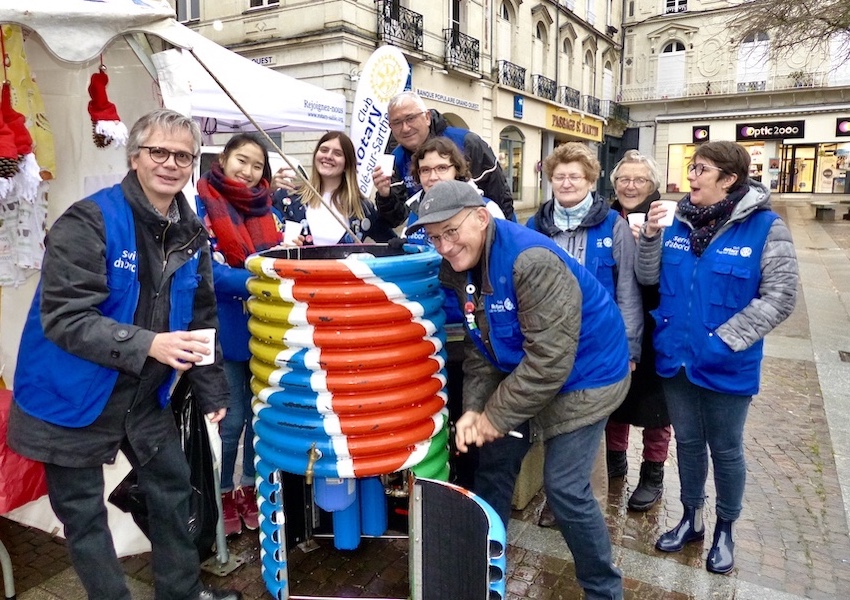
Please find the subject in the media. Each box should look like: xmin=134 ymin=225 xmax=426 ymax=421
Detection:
xmin=186 ymin=48 xmax=364 ymax=244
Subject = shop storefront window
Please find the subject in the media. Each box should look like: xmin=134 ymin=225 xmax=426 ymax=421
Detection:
xmin=667 ymin=142 xmax=767 ymax=194
xmin=780 ymin=143 xmax=850 ymax=194
xmin=499 ymin=126 xmax=525 ymax=203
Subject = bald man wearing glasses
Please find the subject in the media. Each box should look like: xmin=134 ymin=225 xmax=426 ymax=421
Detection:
xmin=372 ymin=91 xmax=515 ymax=224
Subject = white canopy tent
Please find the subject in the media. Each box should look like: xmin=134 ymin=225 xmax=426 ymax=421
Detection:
xmin=0 ymin=0 xmax=346 ymax=132
xmin=0 ymin=0 xmax=345 ymax=556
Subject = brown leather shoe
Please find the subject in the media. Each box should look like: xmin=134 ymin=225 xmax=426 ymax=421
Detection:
xmin=537 ymin=500 xmax=557 ymax=528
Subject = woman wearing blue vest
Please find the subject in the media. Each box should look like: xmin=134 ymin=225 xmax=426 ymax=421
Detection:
xmin=196 ymin=133 xmax=281 ymax=536
xmin=527 ymin=142 xmax=642 ymax=527
xmin=407 ymin=179 xmax=631 ymax=600
xmin=275 ymin=131 xmax=396 ymax=245
xmin=638 ymin=141 xmax=798 ymax=574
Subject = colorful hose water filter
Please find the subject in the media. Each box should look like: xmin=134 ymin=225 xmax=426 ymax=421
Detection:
xmin=245 ymin=244 xmax=450 ymax=596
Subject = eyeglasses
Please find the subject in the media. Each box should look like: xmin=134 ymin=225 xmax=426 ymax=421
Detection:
xmin=615 ymin=177 xmax=649 ymax=187
xmin=418 ymin=164 xmax=454 ymax=177
xmin=551 ymin=174 xmax=586 ymax=184
xmin=389 ymin=111 xmax=425 ymax=129
xmin=426 ymin=209 xmax=474 ymax=246
xmin=139 ymin=146 xmax=196 ymax=168
xmin=687 ymin=163 xmax=724 ymax=177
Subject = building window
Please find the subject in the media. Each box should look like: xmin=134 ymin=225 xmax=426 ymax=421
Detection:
xmin=177 ymin=0 xmax=200 ymax=21
xmin=536 ymin=23 xmax=546 ymax=40
xmin=586 ymin=0 xmax=596 ymax=25
xmin=657 ymin=41 xmax=686 ymax=98
xmin=499 ymin=126 xmax=525 ymax=203
xmin=499 ymin=1 xmax=511 ymax=21
xmin=628 ymin=1 xmax=634 ymax=17
xmin=665 ymin=0 xmax=687 ymax=14
xmin=250 ymin=0 xmax=279 ymax=7
xmin=662 ymin=41 xmax=685 ymax=53
xmin=737 ymin=32 xmax=770 ymax=92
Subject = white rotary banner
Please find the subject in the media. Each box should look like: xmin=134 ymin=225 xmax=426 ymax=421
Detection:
xmin=349 ymin=46 xmax=410 ymax=198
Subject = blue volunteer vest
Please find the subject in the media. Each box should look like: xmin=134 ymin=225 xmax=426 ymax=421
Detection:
xmin=397 ymin=127 xmax=468 ymax=198
xmin=468 ymin=220 xmax=629 ymax=392
xmin=14 ymin=185 xmax=201 ymax=427
xmin=527 ymin=209 xmax=620 ymax=300
xmin=653 ymin=209 xmax=778 ymax=395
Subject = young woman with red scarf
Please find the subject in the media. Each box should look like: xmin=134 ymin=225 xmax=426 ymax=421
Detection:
xmin=196 ymin=133 xmax=282 ymax=536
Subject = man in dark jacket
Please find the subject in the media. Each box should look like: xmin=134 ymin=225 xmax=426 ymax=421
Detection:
xmin=9 ymin=109 xmax=240 ymax=600
xmin=372 ymin=91 xmax=514 ymax=223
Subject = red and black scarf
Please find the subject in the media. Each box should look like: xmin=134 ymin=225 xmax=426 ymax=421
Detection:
xmin=197 ymin=161 xmax=280 ymax=267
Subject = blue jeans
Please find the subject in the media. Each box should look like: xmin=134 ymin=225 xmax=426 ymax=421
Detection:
xmin=473 ymin=419 xmax=622 ymax=600
xmin=544 ymin=419 xmax=623 ymax=600
xmin=663 ymin=369 xmax=752 ymax=521
xmin=220 ymin=359 xmax=256 ymax=491
xmin=473 ymin=421 xmax=531 ymax=526
xmin=44 ymin=434 xmax=202 ymax=600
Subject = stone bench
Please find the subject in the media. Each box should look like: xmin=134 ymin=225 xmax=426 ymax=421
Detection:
xmin=812 ymin=201 xmax=836 ymax=221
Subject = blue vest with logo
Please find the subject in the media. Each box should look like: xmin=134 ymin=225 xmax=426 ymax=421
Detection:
xmin=395 ymin=127 xmax=468 ymax=198
xmin=14 ymin=185 xmax=200 ymax=427
xmin=653 ymin=209 xmax=778 ymax=395
xmin=527 ymin=209 xmax=619 ymax=300
xmin=469 ymin=220 xmax=629 ymax=392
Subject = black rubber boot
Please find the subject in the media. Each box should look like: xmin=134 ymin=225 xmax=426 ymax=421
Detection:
xmin=655 ymin=505 xmax=705 ymax=552
xmin=706 ymin=517 xmax=735 ymax=574
xmin=627 ymin=461 xmax=664 ymax=511
xmin=606 ymin=450 xmax=627 ymax=479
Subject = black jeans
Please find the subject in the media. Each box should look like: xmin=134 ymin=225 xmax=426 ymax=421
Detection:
xmin=44 ymin=432 xmax=202 ymax=600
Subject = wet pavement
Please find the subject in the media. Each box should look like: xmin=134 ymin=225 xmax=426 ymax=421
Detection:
xmin=2 ymin=198 xmax=849 ymax=599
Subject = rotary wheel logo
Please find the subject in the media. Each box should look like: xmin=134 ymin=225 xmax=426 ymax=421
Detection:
xmin=369 ymin=56 xmax=405 ymax=103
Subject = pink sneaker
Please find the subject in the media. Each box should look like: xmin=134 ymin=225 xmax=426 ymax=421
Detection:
xmin=235 ymin=486 xmax=259 ymax=531
xmin=221 ymin=491 xmax=242 ymax=536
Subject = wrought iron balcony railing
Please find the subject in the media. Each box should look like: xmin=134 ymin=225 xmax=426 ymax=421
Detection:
xmin=582 ymin=95 xmax=601 ymax=115
xmin=600 ymin=100 xmax=630 ymax=123
xmin=377 ymin=1 xmax=423 ymax=52
xmin=531 ymin=74 xmax=557 ymax=101
xmin=558 ymin=86 xmax=581 ymax=109
xmin=444 ymin=29 xmax=479 ymax=72
xmin=619 ymin=71 xmax=843 ymax=102
xmin=496 ymin=60 xmax=526 ymax=90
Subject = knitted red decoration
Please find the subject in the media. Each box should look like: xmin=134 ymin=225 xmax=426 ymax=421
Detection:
xmin=87 ymin=67 xmax=128 ymax=148
xmin=1 ymin=81 xmax=33 ymax=157
xmin=0 ymin=81 xmax=40 ymax=199
xmin=0 ymin=106 xmax=18 ymax=179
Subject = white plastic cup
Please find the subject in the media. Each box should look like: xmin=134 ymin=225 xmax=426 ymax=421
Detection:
xmin=657 ymin=200 xmax=678 ymax=227
xmin=627 ymin=213 xmax=646 ymax=227
xmin=193 ymin=328 xmax=216 ymax=366
xmin=375 ymin=154 xmax=395 ymax=176
xmin=283 ymin=220 xmax=302 ymax=245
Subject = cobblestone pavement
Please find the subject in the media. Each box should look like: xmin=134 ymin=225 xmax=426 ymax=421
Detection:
xmin=2 ymin=200 xmax=849 ymax=599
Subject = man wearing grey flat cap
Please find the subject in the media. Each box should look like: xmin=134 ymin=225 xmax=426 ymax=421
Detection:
xmin=409 ymin=179 xmax=631 ymax=600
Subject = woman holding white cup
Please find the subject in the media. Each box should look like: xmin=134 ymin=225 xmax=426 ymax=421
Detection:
xmin=606 ymin=150 xmax=672 ymax=513
xmin=638 ymin=141 xmax=798 ymax=574
xmin=275 ymin=131 xmax=397 ymax=246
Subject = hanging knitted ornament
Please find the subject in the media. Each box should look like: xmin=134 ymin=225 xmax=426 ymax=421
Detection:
xmin=0 ymin=94 xmax=17 ymax=184
xmin=87 ymin=65 xmax=128 ymax=148
xmin=0 ymin=80 xmax=39 ymax=201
